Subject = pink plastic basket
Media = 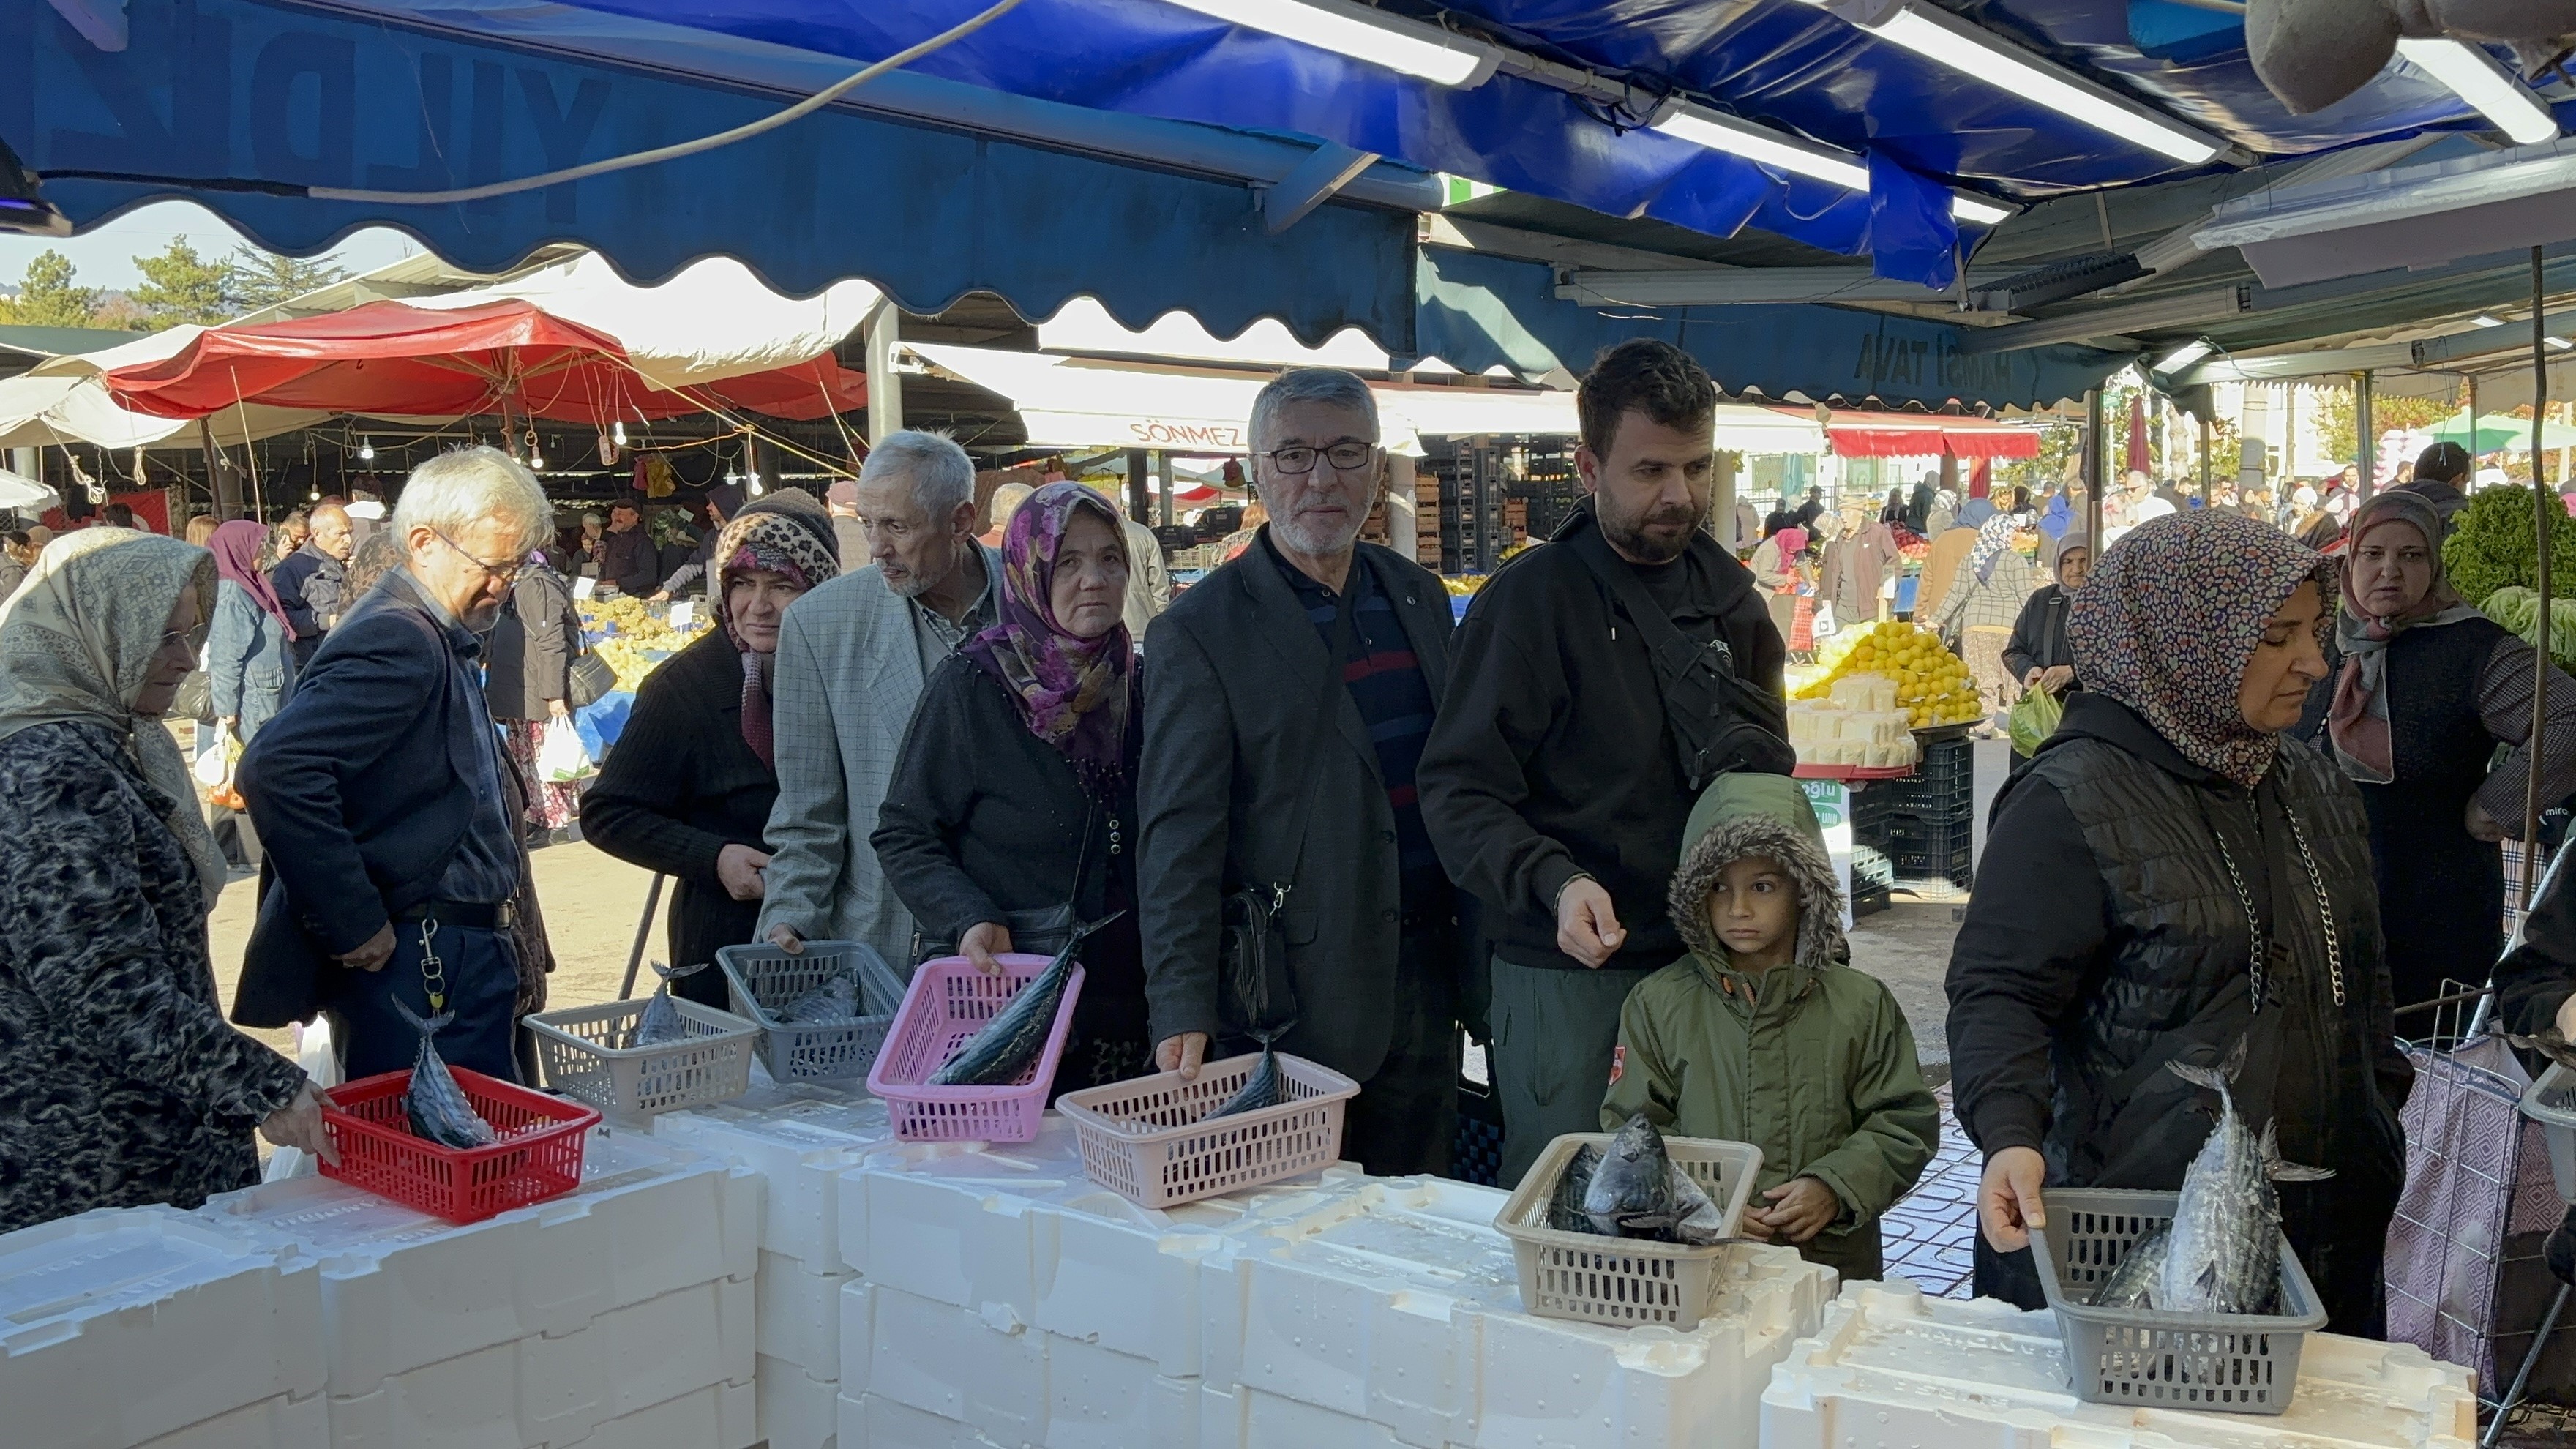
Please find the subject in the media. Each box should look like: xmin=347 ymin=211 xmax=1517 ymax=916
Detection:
xmin=866 ymin=954 xmax=1085 ymax=1142
xmin=1056 ymin=1051 xmax=1360 ymax=1208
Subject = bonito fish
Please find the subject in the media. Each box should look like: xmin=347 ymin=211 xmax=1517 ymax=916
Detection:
xmin=1581 ymin=1112 xmax=1729 ymax=1245
xmin=776 ymin=967 xmax=861 ymax=1025
xmin=394 ymin=1000 xmax=498 ymax=1149
xmin=929 ymin=913 xmax=1117 ymax=1087
xmin=2160 ymin=1041 xmax=2332 ymax=1315
xmin=627 ymin=960 xmax=710 ymax=1046
xmin=2090 ymin=1225 xmax=2170 ymax=1309
xmin=1546 ymin=1144 xmax=1606 ymax=1234
xmin=1205 ymin=1033 xmax=1287 ymax=1120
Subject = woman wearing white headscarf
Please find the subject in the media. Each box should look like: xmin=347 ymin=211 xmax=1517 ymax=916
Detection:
xmin=0 ymin=529 xmax=331 ymax=1231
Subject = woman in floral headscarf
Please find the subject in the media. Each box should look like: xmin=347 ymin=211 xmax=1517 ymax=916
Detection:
xmin=874 ymin=482 xmax=1150 ymax=1097
xmin=1925 ymin=512 xmax=2035 ymax=648
xmin=1942 ymin=511 xmax=2576 ymax=1335
xmin=583 ymin=489 xmax=842 ymax=1005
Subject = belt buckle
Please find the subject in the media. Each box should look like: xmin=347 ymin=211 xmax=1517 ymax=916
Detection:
xmin=495 ymin=900 xmax=519 ymax=932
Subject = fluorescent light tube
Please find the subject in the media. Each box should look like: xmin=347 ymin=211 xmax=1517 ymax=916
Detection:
xmin=2395 ymin=37 xmax=2559 ymax=146
xmin=1161 ymin=0 xmax=1499 ymax=87
xmin=1836 ymin=1 xmax=2223 ymax=165
xmin=1951 ymin=195 xmax=2012 ymax=227
xmin=2154 ymin=338 xmax=2214 ymax=373
xmin=1653 ymin=105 xmax=1871 ymax=190
xmin=2473 ymin=314 xmax=2508 ymax=328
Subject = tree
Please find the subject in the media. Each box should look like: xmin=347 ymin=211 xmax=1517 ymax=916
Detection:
xmin=130 ymin=237 xmax=232 ymax=329
xmin=223 ymin=248 xmax=347 ymax=312
xmin=0 ymin=250 xmax=99 ymax=328
xmin=2315 ymin=383 xmax=2456 ymax=465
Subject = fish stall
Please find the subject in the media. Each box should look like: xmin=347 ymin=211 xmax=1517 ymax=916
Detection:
xmin=2 ymin=935 xmax=2490 ymax=1449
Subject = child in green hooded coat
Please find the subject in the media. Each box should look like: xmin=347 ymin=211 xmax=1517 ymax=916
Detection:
xmin=1600 ymin=773 xmax=1938 ymax=1283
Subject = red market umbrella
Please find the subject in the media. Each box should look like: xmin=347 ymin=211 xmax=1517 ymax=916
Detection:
xmin=2124 ymin=394 xmax=2151 ymax=476
xmin=102 ymin=299 xmax=865 ymax=424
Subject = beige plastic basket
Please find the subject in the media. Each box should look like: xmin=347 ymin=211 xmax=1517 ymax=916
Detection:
xmin=1056 ymin=1051 xmax=1361 ymax=1208
xmin=1493 ymin=1131 xmax=1764 ymax=1330
xmin=527 ymin=997 xmax=760 ymax=1118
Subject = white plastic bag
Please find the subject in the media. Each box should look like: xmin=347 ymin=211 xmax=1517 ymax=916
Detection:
xmin=536 ymin=716 xmax=595 ymax=782
xmin=192 ymin=729 xmax=232 ymax=787
xmin=261 ymin=1019 xmax=340 ymax=1183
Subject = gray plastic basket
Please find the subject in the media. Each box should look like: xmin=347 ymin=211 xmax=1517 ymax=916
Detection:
xmin=2519 ymin=1061 xmax=2576 ymax=1203
xmin=2028 ymin=1186 xmax=2326 ymax=1415
xmin=714 ymin=941 xmax=905 ymax=1082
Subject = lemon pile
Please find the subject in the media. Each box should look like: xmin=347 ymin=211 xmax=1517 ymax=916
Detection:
xmin=578 ymin=598 xmax=710 ymax=693
xmin=1795 ymin=621 xmax=1983 ymax=730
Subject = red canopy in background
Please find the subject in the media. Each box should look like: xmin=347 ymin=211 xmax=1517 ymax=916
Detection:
xmin=102 ymin=299 xmax=866 ymax=424
xmin=1823 ymin=417 xmax=2040 ymax=460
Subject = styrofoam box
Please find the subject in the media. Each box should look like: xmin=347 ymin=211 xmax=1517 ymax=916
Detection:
xmin=1215 ymin=1385 xmax=1423 ymax=1449
xmin=134 ymin=1394 xmax=327 ymax=1449
xmin=758 ymin=1249 xmax=855 ymax=1379
xmin=655 ymin=1093 xmax=893 ymax=1272
xmin=323 ymin=1274 xmax=750 ymax=1449
xmin=0 ymin=1205 xmax=325 ymax=1449
xmin=845 ymin=1281 xmax=1049 ymax=1446
xmin=757 ymin=1355 xmax=839 ymax=1449
xmin=1760 ymin=1279 xmax=2479 ymax=1449
xmin=1044 ymin=1335 xmax=1202 ymax=1449
xmin=558 ymin=1379 xmax=756 ymax=1449
xmin=196 ymin=1128 xmax=756 ymax=1393
xmin=836 ymin=1393 xmax=1014 ymax=1449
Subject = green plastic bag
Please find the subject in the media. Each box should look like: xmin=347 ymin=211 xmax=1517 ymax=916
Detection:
xmin=2009 ymin=686 xmax=2063 ymax=758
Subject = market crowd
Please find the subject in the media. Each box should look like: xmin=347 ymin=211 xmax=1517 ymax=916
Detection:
xmin=12 ymin=343 xmax=2576 ymax=1339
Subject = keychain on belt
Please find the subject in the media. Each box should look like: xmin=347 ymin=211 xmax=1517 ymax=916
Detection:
xmin=416 ymin=918 xmax=448 ymax=1014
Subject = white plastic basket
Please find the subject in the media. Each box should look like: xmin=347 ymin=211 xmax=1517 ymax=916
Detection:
xmin=1056 ymin=1051 xmax=1360 ymax=1208
xmin=2521 ymin=1060 xmax=2576 ymax=1203
xmin=527 ymin=997 xmax=760 ymax=1117
xmin=1492 ymin=1131 xmax=1763 ymax=1330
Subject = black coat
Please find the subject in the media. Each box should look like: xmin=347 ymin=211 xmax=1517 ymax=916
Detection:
xmin=1999 ymin=583 xmax=2075 ymax=683
xmin=235 ymin=570 xmax=504 ymax=1027
xmin=1419 ymin=503 xmax=1784 ymax=972
xmin=580 ymin=628 xmax=779 ymax=1004
xmin=600 ymin=528 xmax=658 ymax=597
xmin=1137 ymin=534 xmax=1458 ymax=1082
xmin=484 ymin=565 xmax=576 ymax=722
xmin=873 ymin=654 xmax=1146 ymax=1047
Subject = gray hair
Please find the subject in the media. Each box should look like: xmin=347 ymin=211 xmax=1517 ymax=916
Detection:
xmin=1251 ymin=367 xmax=1378 ymax=452
xmin=392 ymin=446 xmax=553 ymax=553
xmin=861 ymin=430 xmax=975 ymax=519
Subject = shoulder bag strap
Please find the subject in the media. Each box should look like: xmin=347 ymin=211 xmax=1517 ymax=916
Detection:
xmin=1261 ymin=572 xmax=1362 ymax=907
xmin=1568 ymin=519 xmax=1728 ymax=680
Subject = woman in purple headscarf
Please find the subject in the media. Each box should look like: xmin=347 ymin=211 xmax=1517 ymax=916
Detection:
xmin=205 ymin=518 xmax=297 ymax=746
xmin=874 ymin=481 xmax=1150 ymax=1098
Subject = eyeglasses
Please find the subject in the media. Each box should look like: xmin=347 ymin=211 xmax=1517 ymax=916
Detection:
xmin=1259 ymin=441 xmax=1377 ymax=475
xmin=431 ymin=528 xmax=529 ymax=586
xmin=157 ymin=624 xmax=209 ymax=655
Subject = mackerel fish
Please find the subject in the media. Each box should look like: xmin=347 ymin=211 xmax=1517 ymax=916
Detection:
xmin=1205 ymin=1033 xmax=1287 ymax=1120
xmin=1546 ymin=1144 xmax=1606 ymax=1234
xmin=2089 ymin=1225 xmax=2170 ymax=1309
xmin=1581 ymin=1112 xmax=1728 ymax=1245
xmin=394 ymin=1000 xmax=498 ymax=1149
xmin=776 ymin=966 xmax=861 ymax=1025
xmin=929 ymin=913 xmax=1119 ymax=1087
xmin=2160 ymin=1041 xmax=2332 ymax=1315
xmin=626 ymin=960 xmax=711 ymax=1047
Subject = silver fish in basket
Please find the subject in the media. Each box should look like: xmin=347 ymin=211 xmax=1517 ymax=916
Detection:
xmin=393 ymin=1000 xmax=498 ymax=1149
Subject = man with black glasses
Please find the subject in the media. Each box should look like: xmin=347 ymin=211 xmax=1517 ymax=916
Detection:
xmin=1137 ymin=367 xmax=1463 ymax=1176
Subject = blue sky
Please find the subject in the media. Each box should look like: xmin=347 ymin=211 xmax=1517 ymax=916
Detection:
xmin=0 ymin=201 xmax=421 ymax=294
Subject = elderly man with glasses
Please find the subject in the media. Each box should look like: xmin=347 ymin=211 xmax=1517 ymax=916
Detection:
xmin=234 ymin=446 xmax=555 ymax=1083
xmin=1137 ymin=367 xmax=1464 ymax=1177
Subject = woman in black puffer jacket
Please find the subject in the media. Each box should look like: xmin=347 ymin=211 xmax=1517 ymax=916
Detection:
xmin=1946 ymin=511 xmax=2572 ymax=1336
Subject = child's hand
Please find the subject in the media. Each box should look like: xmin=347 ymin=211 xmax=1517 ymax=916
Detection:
xmin=1747 ymin=1177 xmax=1840 ymax=1245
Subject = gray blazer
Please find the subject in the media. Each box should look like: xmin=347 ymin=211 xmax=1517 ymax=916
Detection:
xmin=1137 ymin=536 xmax=1455 ymax=1084
xmin=757 ymin=547 xmax=999 ymax=967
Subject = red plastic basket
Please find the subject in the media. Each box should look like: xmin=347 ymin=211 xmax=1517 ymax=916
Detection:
xmin=866 ymin=954 xmax=1084 ymax=1143
xmin=318 ymin=1067 xmax=600 ymax=1224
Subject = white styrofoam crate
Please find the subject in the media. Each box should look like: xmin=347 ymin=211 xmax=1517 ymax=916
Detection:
xmin=1472 ymin=1242 xmax=1832 ymax=1449
xmin=133 ymin=1393 xmax=328 ymax=1449
xmin=1760 ymin=1279 xmax=2479 ymax=1449
xmin=559 ymin=1378 xmax=756 ymax=1449
xmin=1044 ymin=1334 xmax=1201 ymax=1449
xmin=847 ymin=1281 xmax=1049 ymax=1446
xmin=323 ymin=1275 xmax=752 ymax=1449
xmin=655 ymin=1094 xmax=892 ymax=1272
xmin=836 ymin=1393 xmax=1006 ymax=1449
xmin=1218 ymin=1385 xmax=1416 ymax=1449
xmin=0 ymin=1206 xmax=324 ymax=1449
xmin=758 ymin=1250 xmax=855 ymax=1380
xmin=756 ymin=1355 xmax=839 ymax=1449
xmin=198 ymin=1129 xmax=755 ymax=1394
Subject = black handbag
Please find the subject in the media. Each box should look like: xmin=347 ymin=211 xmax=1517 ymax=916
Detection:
xmin=567 ymin=648 xmax=619 ymax=710
xmin=914 ymin=806 xmax=1098 ymax=963
xmin=1216 ymin=584 xmax=1359 ymax=1038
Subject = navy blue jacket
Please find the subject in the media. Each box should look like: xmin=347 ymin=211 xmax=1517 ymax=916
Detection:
xmin=233 ymin=569 xmax=496 ymax=1028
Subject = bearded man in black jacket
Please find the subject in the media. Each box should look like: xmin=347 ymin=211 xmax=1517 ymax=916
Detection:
xmin=1420 ymin=339 xmax=1786 ymax=1181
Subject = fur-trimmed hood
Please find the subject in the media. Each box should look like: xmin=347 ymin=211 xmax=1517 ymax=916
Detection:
xmin=1666 ymin=773 xmax=1846 ymax=971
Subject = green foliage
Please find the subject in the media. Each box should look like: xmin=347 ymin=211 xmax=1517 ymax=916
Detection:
xmin=2316 ymin=386 xmax=2456 ymax=465
xmin=2478 ymin=586 xmax=2576 ymax=673
xmin=130 ymin=238 xmax=231 ymax=329
xmin=222 ymin=249 xmax=348 ymax=312
xmin=2445 ymin=486 xmax=2576 ymax=605
xmin=0 ymin=250 xmax=99 ymax=328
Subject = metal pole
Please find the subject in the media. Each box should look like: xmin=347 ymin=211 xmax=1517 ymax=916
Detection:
xmin=2355 ymin=370 xmax=2375 ymax=501
xmin=2529 ymin=245 xmax=2553 ymax=913
xmin=1124 ymin=449 xmax=1150 ymax=525
xmin=1156 ymin=451 xmax=1175 ymax=528
xmin=2471 ymin=372 xmax=2482 ymax=474
xmin=200 ymin=419 xmax=241 ymax=521
xmin=865 ymin=296 xmax=904 ymax=445
xmin=2483 ymin=1283 xmax=2569 ymax=1448
xmin=2083 ymin=389 xmax=2105 ymax=549
xmin=618 ymin=873 xmax=667 ymax=1000
xmin=2198 ymin=415 xmax=2213 ymax=503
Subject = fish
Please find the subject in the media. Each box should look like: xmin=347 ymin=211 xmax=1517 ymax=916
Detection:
xmin=1579 ymin=1114 xmax=1733 ymax=1245
xmin=1205 ymin=1033 xmax=1287 ymax=1120
xmin=394 ymin=1000 xmax=498 ymax=1149
xmin=2509 ymin=1028 xmax=2576 ymax=1074
xmin=2159 ymin=1041 xmax=2333 ymax=1315
xmin=1546 ymin=1145 xmax=1606 ymax=1235
xmin=929 ymin=913 xmax=1119 ymax=1087
xmin=776 ymin=967 xmax=861 ymax=1025
xmin=2090 ymin=1225 xmax=2170 ymax=1309
xmin=626 ymin=961 xmax=711 ymax=1047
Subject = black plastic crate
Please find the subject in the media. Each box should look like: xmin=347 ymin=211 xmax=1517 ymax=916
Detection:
xmin=1852 ymin=881 xmax=1892 ymax=918
xmin=1852 ymin=843 xmax=1895 ymax=890
xmin=1890 ymin=829 xmax=1974 ymax=888
xmin=1884 ymin=767 xmax=1975 ymax=823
